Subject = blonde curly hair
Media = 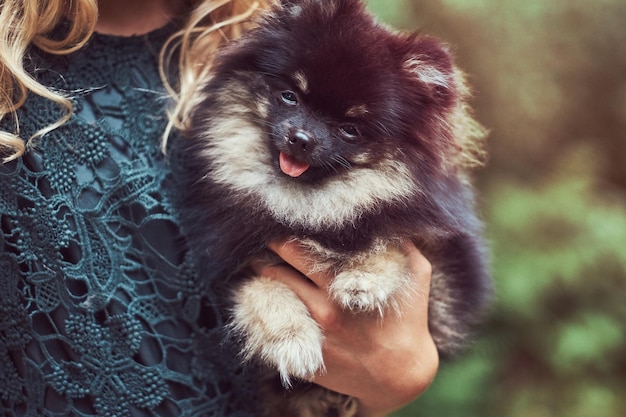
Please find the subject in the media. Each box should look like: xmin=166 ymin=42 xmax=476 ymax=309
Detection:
xmin=0 ymin=0 xmax=270 ymax=163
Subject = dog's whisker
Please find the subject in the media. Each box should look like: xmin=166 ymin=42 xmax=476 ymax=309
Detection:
xmin=318 ymin=159 xmax=341 ymax=174
xmin=333 ymin=155 xmax=352 ymax=170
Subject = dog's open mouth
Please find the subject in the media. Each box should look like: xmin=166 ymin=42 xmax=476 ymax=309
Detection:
xmin=279 ymin=152 xmax=310 ymax=178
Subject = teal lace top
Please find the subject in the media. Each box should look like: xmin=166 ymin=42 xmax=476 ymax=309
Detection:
xmin=0 ymin=25 xmax=260 ymax=416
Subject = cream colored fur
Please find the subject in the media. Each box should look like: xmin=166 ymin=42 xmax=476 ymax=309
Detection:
xmin=403 ymin=55 xmax=452 ymax=90
xmin=231 ymin=276 xmax=325 ymax=386
xmin=199 ymin=112 xmax=417 ymax=231
xmin=330 ymin=246 xmax=415 ymax=314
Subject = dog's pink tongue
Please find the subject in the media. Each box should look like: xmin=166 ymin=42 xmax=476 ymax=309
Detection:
xmin=279 ymin=152 xmax=310 ymax=177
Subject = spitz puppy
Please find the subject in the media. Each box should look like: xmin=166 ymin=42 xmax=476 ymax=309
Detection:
xmin=174 ymin=0 xmax=491 ymax=415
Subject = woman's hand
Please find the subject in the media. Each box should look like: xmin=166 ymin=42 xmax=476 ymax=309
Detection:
xmin=254 ymin=240 xmax=439 ymax=417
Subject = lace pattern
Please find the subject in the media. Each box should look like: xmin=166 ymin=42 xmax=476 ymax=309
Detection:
xmin=0 ymin=26 xmax=260 ymax=417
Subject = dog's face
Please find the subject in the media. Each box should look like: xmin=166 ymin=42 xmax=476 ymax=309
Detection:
xmin=264 ymin=74 xmax=372 ymax=182
xmin=250 ymin=0 xmax=460 ymax=184
xmin=195 ymin=0 xmax=465 ymax=229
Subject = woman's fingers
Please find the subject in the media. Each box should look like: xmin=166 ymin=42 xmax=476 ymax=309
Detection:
xmin=248 ymin=251 xmax=328 ymax=308
xmin=266 ymin=239 xmax=332 ymax=289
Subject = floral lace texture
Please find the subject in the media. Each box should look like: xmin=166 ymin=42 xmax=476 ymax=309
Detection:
xmin=0 ymin=26 xmax=260 ymax=417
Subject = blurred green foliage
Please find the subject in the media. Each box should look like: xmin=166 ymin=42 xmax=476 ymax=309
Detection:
xmin=366 ymin=1 xmax=626 ymax=416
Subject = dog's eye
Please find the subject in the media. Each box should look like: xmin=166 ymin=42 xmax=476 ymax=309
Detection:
xmin=281 ymin=91 xmax=298 ymax=105
xmin=339 ymin=125 xmax=361 ymax=139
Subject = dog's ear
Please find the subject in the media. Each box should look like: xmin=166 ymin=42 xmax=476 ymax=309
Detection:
xmin=401 ymin=35 xmax=457 ymax=106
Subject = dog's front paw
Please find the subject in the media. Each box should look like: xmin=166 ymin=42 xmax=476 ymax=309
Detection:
xmin=330 ymin=248 xmax=414 ymax=315
xmin=330 ymin=270 xmax=392 ymax=313
xmin=231 ymin=277 xmax=324 ymax=386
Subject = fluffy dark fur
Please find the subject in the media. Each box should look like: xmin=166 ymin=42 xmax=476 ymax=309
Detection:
xmin=173 ymin=0 xmax=491 ymax=415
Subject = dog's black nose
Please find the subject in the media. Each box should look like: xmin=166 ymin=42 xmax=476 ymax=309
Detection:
xmin=287 ymin=129 xmax=315 ymax=158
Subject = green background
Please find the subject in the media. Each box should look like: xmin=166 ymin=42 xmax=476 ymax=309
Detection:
xmin=365 ymin=1 xmax=626 ymax=416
